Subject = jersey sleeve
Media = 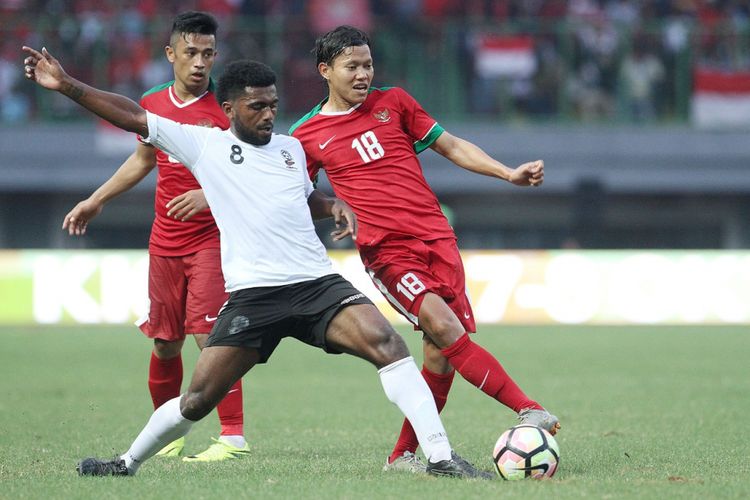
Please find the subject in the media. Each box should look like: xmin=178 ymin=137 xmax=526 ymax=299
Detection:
xmin=395 ymin=88 xmax=445 ymax=153
xmin=144 ymin=111 xmax=208 ymax=173
xmin=293 ymin=140 xmax=315 ymax=198
xmin=292 ymin=126 xmax=322 ymax=186
xmin=307 ymin=159 xmax=322 ymax=188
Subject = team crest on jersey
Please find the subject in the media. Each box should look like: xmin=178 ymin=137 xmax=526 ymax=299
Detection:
xmin=280 ymin=149 xmax=296 ymax=169
xmin=372 ymin=108 xmax=391 ymax=122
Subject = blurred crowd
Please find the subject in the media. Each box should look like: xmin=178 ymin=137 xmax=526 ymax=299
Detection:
xmin=1 ymin=0 xmax=749 ymax=123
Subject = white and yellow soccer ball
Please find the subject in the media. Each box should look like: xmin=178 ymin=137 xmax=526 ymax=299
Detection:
xmin=492 ymin=424 xmax=560 ymax=480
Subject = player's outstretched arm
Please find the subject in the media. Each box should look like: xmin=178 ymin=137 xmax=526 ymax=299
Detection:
xmin=22 ymin=46 xmax=148 ymax=137
xmin=307 ymin=190 xmax=358 ymax=241
xmin=430 ymin=131 xmax=544 ymax=187
xmin=62 ymin=144 xmax=157 ymax=235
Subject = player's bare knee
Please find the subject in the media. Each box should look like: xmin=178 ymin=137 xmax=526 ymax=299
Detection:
xmin=423 ymin=317 xmax=463 ymax=348
xmin=371 ymin=328 xmax=410 ymax=365
xmin=179 ymin=391 xmax=213 ymax=421
xmin=153 ymin=339 xmax=183 ymax=359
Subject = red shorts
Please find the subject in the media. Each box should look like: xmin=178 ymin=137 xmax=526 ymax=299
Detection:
xmin=137 ymin=248 xmax=228 ymax=341
xmin=359 ymin=237 xmax=476 ymax=333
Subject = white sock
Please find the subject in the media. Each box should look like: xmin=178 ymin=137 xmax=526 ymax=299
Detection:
xmin=120 ymin=396 xmax=195 ymax=474
xmin=378 ymin=356 xmax=452 ymax=463
xmin=218 ymin=435 xmax=247 ymax=448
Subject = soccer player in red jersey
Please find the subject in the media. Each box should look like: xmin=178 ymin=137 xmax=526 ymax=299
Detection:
xmin=62 ymin=12 xmax=247 ymax=462
xmin=291 ymin=25 xmax=560 ymax=472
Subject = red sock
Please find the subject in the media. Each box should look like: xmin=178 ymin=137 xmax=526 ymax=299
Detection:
xmin=217 ymin=379 xmax=244 ymax=436
xmin=388 ymin=367 xmax=455 ymax=463
xmin=441 ymin=333 xmax=542 ymax=413
xmin=148 ymin=352 xmax=182 ymax=410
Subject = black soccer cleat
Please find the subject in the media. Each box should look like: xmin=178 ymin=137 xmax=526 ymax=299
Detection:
xmin=427 ymin=451 xmax=495 ymax=479
xmin=76 ymin=457 xmax=130 ymax=476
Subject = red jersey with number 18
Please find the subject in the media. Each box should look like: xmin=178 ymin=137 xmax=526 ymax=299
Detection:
xmin=290 ymin=87 xmax=455 ymax=247
xmin=139 ymin=80 xmax=229 ymax=256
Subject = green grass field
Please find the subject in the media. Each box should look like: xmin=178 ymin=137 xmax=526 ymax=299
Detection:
xmin=1 ymin=325 xmax=748 ymax=499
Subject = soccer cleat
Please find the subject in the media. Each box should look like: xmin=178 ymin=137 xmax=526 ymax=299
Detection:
xmin=426 ymin=451 xmax=494 ymax=479
xmin=155 ymin=436 xmax=185 ymax=457
xmin=76 ymin=457 xmax=130 ymax=476
xmin=518 ymin=408 xmax=561 ymax=436
xmin=382 ymin=451 xmax=428 ymax=474
xmin=182 ymin=437 xmax=250 ymax=462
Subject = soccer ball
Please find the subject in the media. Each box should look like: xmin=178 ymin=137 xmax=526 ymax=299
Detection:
xmin=492 ymin=424 xmax=560 ymax=480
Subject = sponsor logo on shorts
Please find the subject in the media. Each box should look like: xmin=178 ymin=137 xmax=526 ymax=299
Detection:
xmin=340 ymin=293 xmax=365 ymax=305
xmin=205 ymin=314 xmax=218 ymax=322
xmin=463 ymin=311 xmax=471 ymax=319
xmin=229 ymin=315 xmax=250 ymax=335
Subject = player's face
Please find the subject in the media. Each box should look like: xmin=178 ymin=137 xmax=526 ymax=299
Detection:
xmin=224 ymin=85 xmax=278 ymax=146
xmin=166 ymin=33 xmax=217 ymax=95
xmin=320 ymin=45 xmax=373 ymax=108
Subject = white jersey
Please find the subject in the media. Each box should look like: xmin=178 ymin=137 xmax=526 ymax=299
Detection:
xmin=145 ymin=111 xmax=336 ymax=291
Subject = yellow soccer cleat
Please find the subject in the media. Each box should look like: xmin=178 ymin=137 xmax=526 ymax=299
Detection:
xmin=155 ymin=437 xmax=185 ymax=457
xmin=182 ymin=438 xmax=250 ymax=462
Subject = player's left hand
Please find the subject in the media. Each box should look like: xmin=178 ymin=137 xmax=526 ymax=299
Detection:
xmin=166 ymin=189 xmax=209 ymax=221
xmin=330 ymin=200 xmax=357 ymax=242
xmin=509 ymin=160 xmax=544 ymax=187
xmin=22 ymin=46 xmax=68 ymax=91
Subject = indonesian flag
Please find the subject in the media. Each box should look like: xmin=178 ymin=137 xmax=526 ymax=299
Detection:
xmin=474 ymin=34 xmax=536 ymax=79
xmin=691 ymin=68 xmax=750 ymax=129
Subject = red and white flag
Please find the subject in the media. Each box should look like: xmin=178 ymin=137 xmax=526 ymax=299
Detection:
xmin=691 ymin=68 xmax=750 ymax=129
xmin=474 ymin=34 xmax=536 ymax=79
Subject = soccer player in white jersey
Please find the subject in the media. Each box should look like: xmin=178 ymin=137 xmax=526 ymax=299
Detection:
xmin=23 ymin=47 xmax=492 ymax=479
xmin=62 ymin=11 xmax=247 ymax=462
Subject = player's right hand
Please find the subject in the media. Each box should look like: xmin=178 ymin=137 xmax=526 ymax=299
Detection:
xmin=166 ymin=189 xmax=209 ymax=222
xmin=62 ymin=199 xmax=103 ymax=236
xmin=330 ymin=199 xmax=357 ymax=242
xmin=22 ymin=46 xmax=68 ymax=91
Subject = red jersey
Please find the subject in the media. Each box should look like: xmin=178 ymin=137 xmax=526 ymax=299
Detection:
xmin=139 ymin=80 xmax=229 ymax=256
xmin=290 ymin=87 xmax=455 ymax=247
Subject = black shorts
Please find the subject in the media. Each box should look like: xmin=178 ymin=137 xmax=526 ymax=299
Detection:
xmin=205 ymin=274 xmax=373 ymax=363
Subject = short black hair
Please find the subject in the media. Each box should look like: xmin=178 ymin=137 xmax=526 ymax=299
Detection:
xmin=170 ymin=11 xmax=218 ymax=44
xmin=315 ymin=25 xmax=370 ymax=66
xmin=216 ymin=60 xmax=277 ymax=104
